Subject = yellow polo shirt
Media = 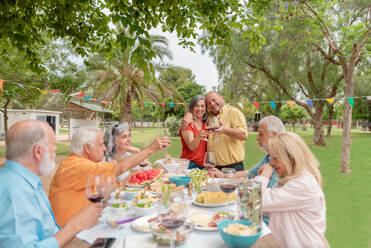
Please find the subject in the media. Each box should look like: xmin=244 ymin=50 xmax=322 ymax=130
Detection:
xmin=207 ymin=104 xmax=247 ymax=166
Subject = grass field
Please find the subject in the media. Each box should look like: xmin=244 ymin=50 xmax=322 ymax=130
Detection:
xmin=0 ymin=127 xmax=370 ymax=247
xmin=130 ymin=127 xmax=371 ymax=248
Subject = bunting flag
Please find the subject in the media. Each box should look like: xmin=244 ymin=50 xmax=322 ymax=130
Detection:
xmin=89 ymin=98 xmax=96 ymax=101
xmin=77 ymin=91 xmax=85 ymax=98
xmin=16 ymin=83 xmax=25 ymax=88
xmin=0 ymin=79 xmax=4 ymax=96
xmin=84 ymin=97 xmax=92 ymax=100
xmin=160 ymin=102 xmax=165 ymax=108
xmin=306 ymin=100 xmax=313 ymax=107
xmin=138 ymin=101 xmax=142 ymax=106
xmin=38 ymin=88 xmax=48 ymax=94
xmin=253 ymin=102 xmax=260 ymax=109
xmin=347 ymin=97 xmax=354 ymax=108
xmin=269 ymin=101 xmax=276 ymax=110
xmin=237 ymin=103 xmax=243 ymax=109
xmin=326 ymin=98 xmax=334 ymax=103
xmin=169 ymin=103 xmax=175 ymax=108
xmin=288 ymin=101 xmax=294 ymax=109
xmin=144 ymin=102 xmax=149 ymax=106
xmin=102 ymin=101 xmax=109 ymax=104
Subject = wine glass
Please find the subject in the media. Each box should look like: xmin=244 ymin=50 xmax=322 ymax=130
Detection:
xmin=86 ymin=175 xmax=106 ymax=203
xmin=203 ymin=152 xmax=216 ymax=170
xmin=219 ymin=168 xmax=237 ymax=214
xmin=105 ymin=175 xmax=117 ymax=200
xmin=205 ymin=116 xmax=220 ymax=142
xmin=159 ymin=192 xmax=189 ymax=248
xmin=139 ymin=160 xmax=149 ymax=171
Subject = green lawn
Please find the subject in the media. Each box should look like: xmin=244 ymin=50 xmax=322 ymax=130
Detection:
xmin=131 ymin=127 xmax=371 ymax=248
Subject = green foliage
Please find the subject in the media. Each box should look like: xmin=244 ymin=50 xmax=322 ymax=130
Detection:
xmin=279 ymin=104 xmax=308 ymax=124
xmin=164 ymin=116 xmax=181 ymax=137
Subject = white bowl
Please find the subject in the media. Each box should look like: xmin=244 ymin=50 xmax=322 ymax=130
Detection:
xmin=133 ymin=206 xmax=158 ymax=217
xmin=155 ymin=158 xmax=189 ymax=174
xmin=123 ymin=189 xmax=140 ymax=200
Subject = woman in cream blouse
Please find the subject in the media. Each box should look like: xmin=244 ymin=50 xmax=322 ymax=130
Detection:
xmin=255 ymin=132 xmax=329 ymax=248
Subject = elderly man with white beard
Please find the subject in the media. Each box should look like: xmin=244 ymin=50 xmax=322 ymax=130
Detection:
xmin=0 ymin=120 xmax=102 ymax=248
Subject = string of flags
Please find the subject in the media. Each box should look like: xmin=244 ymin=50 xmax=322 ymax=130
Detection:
xmin=0 ymin=79 xmax=368 ymax=110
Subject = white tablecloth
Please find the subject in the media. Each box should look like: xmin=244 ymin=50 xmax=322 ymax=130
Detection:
xmin=77 ymin=201 xmax=271 ymax=248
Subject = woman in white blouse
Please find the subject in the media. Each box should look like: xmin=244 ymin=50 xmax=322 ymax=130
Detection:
xmin=255 ymin=132 xmax=329 ymax=248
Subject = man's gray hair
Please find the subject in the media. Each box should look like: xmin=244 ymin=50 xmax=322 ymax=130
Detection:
xmin=6 ymin=124 xmax=48 ymax=160
xmin=104 ymin=123 xmax=130 ymax=161
xmin=260 ymin=115 xmax=285 ymax=134
xmin=70 ymin=127 xmax=101 ymax=155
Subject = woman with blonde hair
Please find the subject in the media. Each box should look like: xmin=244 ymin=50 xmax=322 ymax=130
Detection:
xmin=256 ymin=132 xmax=329 ymax=248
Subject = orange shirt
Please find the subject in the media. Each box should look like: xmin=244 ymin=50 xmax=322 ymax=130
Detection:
xmin=179 ymin=123 xmax=207 ymax=167
xmin=48 ymin=154 xmax=115 ymax=227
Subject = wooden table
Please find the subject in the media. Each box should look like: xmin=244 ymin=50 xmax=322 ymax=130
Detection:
xmin=66 ymin=233 xmax=282 ymax=248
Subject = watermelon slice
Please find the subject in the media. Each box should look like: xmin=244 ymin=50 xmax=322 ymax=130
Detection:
xmin=128 ymin=168 xmax=163 ymax=185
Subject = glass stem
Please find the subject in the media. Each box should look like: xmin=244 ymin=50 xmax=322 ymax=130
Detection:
xmin=170 ymin=230 xmax=175 ymax=248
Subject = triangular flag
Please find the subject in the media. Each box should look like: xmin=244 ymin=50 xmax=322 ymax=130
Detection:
xmin=102 ymin=101 xmax=109 ymax=104
xmin=169 ymin=103 xmax=175 ymax=108
xmin=306 ymin=100 xmax=313 ymax=107
xmin=253 ymin=102 xmax=260 ymax=109
xmin=138 ymin=101 xmax=142 ymax=106
xmin=237 ymin=103 xmax=243 ymax=109
xmin=77 ymin=91 xmax=85 ymax=98
xmin=347 ymin=97 xmax=354 ymax=108
xmin=0 ymin=79 xmax=4 ymax=96
xmin=48 ymin=90 xmax=61 ymax=93
xmin=145 ymin=102 xmax=149 ymax=106
xmin=269 ymin=101 xmax=276 ymax=110
xmin=38 ymin=88 xmax=48 ymax=94
xmin=96 ymin=99 xmax=102 ymax=102
xmin=84 ymin=97 xmax=92 ymax=100
xmin=326 ymin=98 xmax=334 ymax=103
xmin=89 ymin=98 xmax=96 ymax=101
xmin=160 ymin=102 xmax=165 ymax=108
xmin=16 ymin=83 xmax=24 ymax=88
xmin=288 ymin=101 xmax=294 ymax=109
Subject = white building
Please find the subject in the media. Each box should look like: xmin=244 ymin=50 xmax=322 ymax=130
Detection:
xmin=0 ymin=109 xmax=62 ymax=139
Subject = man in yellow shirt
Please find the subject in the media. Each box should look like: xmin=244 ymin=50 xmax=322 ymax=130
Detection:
xmin=182 ymin=91 xmax=247 ymax=171
xmin=49 ymin=127 xmax=170 ymax=227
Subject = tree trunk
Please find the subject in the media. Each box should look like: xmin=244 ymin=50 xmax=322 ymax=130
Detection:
xmin=326 ymin=103 xmax=334 ymax=137
xmin=340 ymin=66 xmax=354 ymax=173
xmin=302 ymin=119 xmax=307 ymax=131
xmin=313 ymin=104 xmax=326 ymax=146
xmin=120 ymin=86 xmax=134 ymax=125
xmin=1 ymin=98 xmax=11 ymax=140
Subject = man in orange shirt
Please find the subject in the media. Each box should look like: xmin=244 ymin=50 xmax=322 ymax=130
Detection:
xmin=49 ymin=127 xmax=170 ymax=227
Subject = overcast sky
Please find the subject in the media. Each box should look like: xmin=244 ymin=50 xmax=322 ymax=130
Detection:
xmin=151 ymin=27 xmax=219 ymax=91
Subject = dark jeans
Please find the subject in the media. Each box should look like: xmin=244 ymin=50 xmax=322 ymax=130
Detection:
xmin=188 ymin=161 xmax=204 ymax=170
xmin=215 ymin=161 xmax=244 ymax=171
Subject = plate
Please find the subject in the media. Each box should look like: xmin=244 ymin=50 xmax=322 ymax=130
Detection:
xmin=188 ymin=211 xmax=217 ymax=231
xmin=126 ymin=180 xmax=154 ymax=188
xmin=131 ymin=215 xmax=157 ymax=232
xmin=192 ymin=200 xmax=236 ymax=208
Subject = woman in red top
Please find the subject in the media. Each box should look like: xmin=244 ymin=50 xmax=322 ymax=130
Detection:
xmin=179 ymin=94 xmax=208 ymax=169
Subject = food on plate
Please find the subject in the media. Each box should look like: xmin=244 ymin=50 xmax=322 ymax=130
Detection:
xmin=111 ymin=201 xmax=128 ymax=209
xmin=124 ymin=187 xmax=141 ymax=192
xmin=164 ymin=159 xmax=175 ymax=164
xmin=132 ymin=191 xmax=156 ymax=208
xmin=223 ymin=223 xmax=259 ymax=236
xmin=189 ymin=211 xmax=231 ymax=228
xmin=128 ymin=168 xmax=163 ymax=185
xmin=150 ymin=222 xmax=191 ymax=246
xmin=195 ymin=191 xmax=236 ymax=205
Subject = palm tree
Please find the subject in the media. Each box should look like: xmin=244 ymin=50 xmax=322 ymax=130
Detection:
xmin=88 ymin=33 xmax=184 ymax=124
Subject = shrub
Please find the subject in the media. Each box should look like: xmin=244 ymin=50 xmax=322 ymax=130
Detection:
xmin=164 ymin=116 xmax=181 ymax=137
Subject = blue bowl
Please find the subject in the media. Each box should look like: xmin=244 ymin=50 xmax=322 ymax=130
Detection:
xmin=169 ymin=176 xmax=191 ymax=187
xmin=217 ymin=220 xmax=262 ymax=248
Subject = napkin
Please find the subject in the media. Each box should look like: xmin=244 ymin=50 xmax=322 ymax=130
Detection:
xmin=124 ymin=234 xmax=156 ymax=248
xmin=76 ymin=222 xmax=125 ymax=244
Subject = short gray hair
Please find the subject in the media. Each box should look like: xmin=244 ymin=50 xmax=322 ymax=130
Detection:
xmin=104 ymin=123 xmax=130 ymax=161
xmin=260 ymin=115 xmax=285 ymax=134
xmin=70 ymin=127 xmax=101 ymax=155
xmin=6 ymin=124 xmax=48 ymax=160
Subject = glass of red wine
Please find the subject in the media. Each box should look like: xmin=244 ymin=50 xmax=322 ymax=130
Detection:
xmin=220 ymin=168 xmax=237 ymax=214
xmin=139 ymin=160 xmax=149 ymax=171
xmin=86 ymin=175 xmax=106 ymax=203
xmin=159 ymin=192 xmax=189 ymax=248
xmin=205 ymin=116 xmax=220 ymax=142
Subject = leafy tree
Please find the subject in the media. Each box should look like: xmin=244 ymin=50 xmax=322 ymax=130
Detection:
xmin=279 ymin=104 xmax=308 ymax=132
xmin=1 ymin=0 xmax=262 ymax=71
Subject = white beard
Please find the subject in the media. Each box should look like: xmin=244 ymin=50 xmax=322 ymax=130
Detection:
xmin=39 ymin=148 xmax=56 ymax=176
